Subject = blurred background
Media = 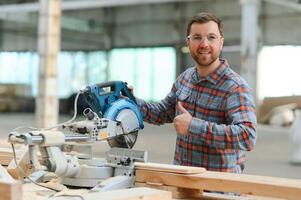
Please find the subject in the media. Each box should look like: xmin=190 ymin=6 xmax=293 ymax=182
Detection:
xmin=0 ymin=0 xmax=301 ymax=179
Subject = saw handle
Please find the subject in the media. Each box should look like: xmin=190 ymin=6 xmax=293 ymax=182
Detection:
xmin=94 ymin=81 xmax=137 ymax=104
xmin=82 ymin=81 xmax=138 ymax=117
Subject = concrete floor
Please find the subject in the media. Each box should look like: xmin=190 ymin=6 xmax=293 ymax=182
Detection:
xmin=1 ymin=113 xmax=300 ymax=180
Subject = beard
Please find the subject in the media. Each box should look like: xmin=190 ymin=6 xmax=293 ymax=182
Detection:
xmin=191 ymin=50 xmax=220 ymax=68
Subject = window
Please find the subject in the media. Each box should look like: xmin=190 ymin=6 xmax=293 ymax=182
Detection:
xmin=108 ymin=47 xmax=176 ymax=101
xmin=0 ymin=47 xmax=176 ymax=101
xmin=258 ymin=46 xmax=301 ymax=99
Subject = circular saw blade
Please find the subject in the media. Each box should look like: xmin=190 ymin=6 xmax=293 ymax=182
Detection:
xmin=107 ymin=109 xmax=139 ymax=149
xmin=107 ymin=131 xmax=138 ymax=149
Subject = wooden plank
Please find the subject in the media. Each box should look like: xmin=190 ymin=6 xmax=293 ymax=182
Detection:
xmin=135 ymin=162 xmax=206 ymax=174
xmin=136 ymin=183 xmax=283 ymax=200
xmin=0 ymin=181 xmax=22 ymax=200
xmin=136 ymin=169 xmax=301 ymax=200
xmin=201 ymin=192 xmax=285 ymax=200
xmin=0 ymin=164 xmax=22 ymax=200
xmin=135 ymin=182 xmax=203 ymax=199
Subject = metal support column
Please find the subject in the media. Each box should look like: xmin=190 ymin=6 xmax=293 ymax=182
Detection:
xmin=240 ymin=0 xmax=261 ymax=103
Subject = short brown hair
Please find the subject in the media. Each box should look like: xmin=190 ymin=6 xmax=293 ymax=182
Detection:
xmin=186 ymin=12 xmax=224 ymax=37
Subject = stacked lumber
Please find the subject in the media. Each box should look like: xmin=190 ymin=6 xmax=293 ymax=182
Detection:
xmin=0 ymin=83 xmax=32 ymax=112
xmin=135 ymin=162 xmax=301 ymax=200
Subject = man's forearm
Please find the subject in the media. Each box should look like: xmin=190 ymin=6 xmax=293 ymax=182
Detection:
xmin=189 ymin=118 xmax=257 ymax=151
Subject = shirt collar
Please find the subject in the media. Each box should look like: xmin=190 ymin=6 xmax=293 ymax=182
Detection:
xmin=191 ymin=59 xmax=228 ymax=85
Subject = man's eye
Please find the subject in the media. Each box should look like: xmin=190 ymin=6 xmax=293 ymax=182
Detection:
xmin=193 ymin=36 xmax=202 ymax=40
xmin=208 ymin=36 xmax=217 ymax=40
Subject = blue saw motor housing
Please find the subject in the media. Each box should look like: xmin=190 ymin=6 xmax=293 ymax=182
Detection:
xmin=82 ymin=81 xmax=144 ymax=130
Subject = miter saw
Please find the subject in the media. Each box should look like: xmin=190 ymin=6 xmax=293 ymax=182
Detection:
xmin=8 ymin=81 xmax=147 ymax=191
xmin=80 ymin=80 xmax=144 ymax=148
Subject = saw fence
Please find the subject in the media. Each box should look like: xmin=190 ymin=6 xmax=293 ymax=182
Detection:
xmin=1 ymin=162 xmax=301 ymax=200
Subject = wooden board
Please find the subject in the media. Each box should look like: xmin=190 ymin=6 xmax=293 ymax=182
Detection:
xmin=136 ymin=169 xmax=301 ymax=200
xmin=0 ymin=181 xmax=22 ymax=200
xmin=135 ymin=162 xmax=206 ymax=174
xmin=135 ymin=182 xmax=203 ymax=199
xmin=0 ymin=164 xmax=22 ymax=200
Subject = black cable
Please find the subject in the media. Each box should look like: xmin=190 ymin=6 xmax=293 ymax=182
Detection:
xmin=11 ymin=143 xmax=87 ymax=200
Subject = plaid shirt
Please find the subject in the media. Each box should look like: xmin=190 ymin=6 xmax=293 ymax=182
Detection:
xmin=137 ymin=59 xmax=257 ymax=173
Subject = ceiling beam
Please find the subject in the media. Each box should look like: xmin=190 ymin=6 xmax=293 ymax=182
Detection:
xmin=263 ymin=0 xmax=301 ymax=12
xmin=0 ymin=0 xmax=200 ymax=13
xmin=0 ymin=13 xmax=103 ymax=33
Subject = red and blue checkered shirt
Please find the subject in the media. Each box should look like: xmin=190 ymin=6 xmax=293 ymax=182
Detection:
xmin=137 ymin=59 xmax=257 ymax=173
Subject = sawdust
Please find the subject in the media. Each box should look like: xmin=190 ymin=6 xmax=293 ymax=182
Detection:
xmin=23 ymin=179 xmax=89 ymax=200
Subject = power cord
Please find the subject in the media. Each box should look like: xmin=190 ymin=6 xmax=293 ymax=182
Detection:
xmin=9 ymin=91 xmax=82 ymax=136
xmin=10 ymin=143 xmax=60 ymax=192
xmin=44 ymin=91 xmax=82 ymax=130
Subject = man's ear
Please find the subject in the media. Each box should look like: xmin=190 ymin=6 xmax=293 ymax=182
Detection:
xmin=220 ymin=37 xmax=224 ymax=50
xmin=186 ymin=38 xmax=190 ymax=47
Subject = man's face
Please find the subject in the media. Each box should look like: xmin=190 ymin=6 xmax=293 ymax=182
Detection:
xmin=186 ymin=21 xmax=224 ymax=68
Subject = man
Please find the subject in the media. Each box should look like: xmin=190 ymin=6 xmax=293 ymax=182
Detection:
xmin=135 ymin=12 xmax=257 ymax=173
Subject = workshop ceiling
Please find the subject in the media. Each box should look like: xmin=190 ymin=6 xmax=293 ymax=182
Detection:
xmin=0 ymin=0 xmax=301 ymax=51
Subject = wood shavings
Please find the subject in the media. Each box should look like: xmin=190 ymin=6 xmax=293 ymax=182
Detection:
xmin=39 ymin=178 xmax=67 ymax=192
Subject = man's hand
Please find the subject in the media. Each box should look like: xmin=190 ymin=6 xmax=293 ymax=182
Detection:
xmin=121 ymin=85 xmax=134 ymax=99
xmin=173 ymin=101 xmax=192 ymax=135
xmin=128 ymin=85 xmax=134 ymax=95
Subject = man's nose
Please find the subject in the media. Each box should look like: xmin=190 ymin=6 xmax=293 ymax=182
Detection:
xmin=198 ymin=38 xmax=210 ymax=46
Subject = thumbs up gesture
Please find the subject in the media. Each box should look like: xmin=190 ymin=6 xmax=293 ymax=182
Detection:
xmin=173 ymin=101 xmax=192 ymax=135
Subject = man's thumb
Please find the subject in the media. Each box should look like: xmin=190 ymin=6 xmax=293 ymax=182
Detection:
xmin=177 ymin=101 xmax=189 ymax=114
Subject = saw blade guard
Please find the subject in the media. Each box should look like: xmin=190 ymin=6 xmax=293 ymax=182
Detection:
xmin=104 ymin=98 xmax=144 ymax=131
xmin=104 ymin=98 xmax=144 ymax=149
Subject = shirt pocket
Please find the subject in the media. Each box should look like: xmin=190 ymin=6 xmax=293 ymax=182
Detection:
xmin=176 ymin=88 xmax=193 ymax=115
xmin=176 ymin=88 xmax=191 ymax=102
